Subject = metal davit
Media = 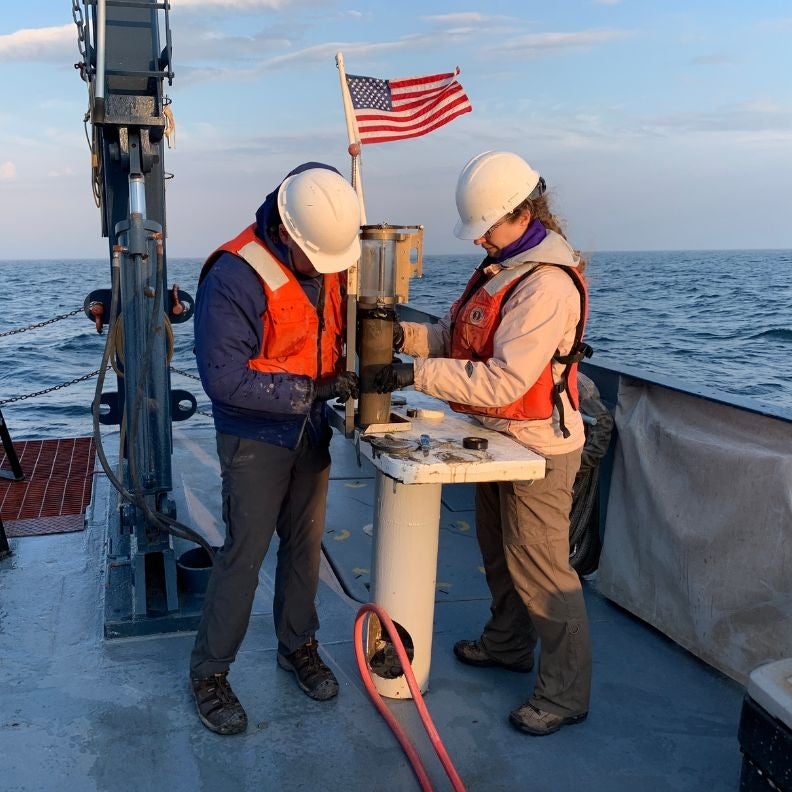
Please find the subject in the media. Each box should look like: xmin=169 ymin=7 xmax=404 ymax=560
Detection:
xmin=73 ymin=0 xmax=200 ymax=637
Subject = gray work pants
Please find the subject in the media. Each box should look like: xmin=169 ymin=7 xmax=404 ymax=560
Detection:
xmin=190 ymin=431 xmax=331 ymax=679
xmin=475 ymin=448 xmax=592 ymax=716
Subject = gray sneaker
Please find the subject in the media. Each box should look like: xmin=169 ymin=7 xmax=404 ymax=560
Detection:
xmin=190 ymin=672 xmax=248 ymax=735
xmin=509 ymin=702 xmax=587 ymax=736
xmin=277 ymin=638 xmax=339 ymax=701
xmin=453 ymin=639 xmax=534 ymax=673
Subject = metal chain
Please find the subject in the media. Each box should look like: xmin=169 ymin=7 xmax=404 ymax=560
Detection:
xmin=0 ymin=348 xmax=209 ymax=415
xmin=72 ymin=0 xmax=87 ymax=69
xmin=0 ymin=368 xmax=107 ymax=407
xmin=1 ymin=365 xmax=213 ymax=414
xmin=170 ymin=366 xmax=213 ymax=418
xmin=170 ymin=365 xmax=201 ymax=382
xmin=0 ymin=308 xmax=84 ymax=338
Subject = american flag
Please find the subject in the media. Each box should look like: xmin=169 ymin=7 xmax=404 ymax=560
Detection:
xmin=345 ymin=69 xmax=472 ymax=145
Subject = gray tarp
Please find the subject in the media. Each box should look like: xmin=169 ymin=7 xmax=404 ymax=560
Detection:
xmin=597 ymin=379 xmax=792 ymax=685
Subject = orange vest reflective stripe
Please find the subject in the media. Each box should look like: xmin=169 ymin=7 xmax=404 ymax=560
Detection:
xmin=448 ymin=262 xmax=589 ymax=424
xmin=202 ymin=225 xmax=345 ymax=378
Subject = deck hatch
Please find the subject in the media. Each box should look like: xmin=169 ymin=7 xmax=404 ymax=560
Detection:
xmin=0 ymin=437 xmax=96 ymax=536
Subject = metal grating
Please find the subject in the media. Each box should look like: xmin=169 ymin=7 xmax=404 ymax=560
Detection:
xmin=0 ymin=438 xmax=96 ymax=536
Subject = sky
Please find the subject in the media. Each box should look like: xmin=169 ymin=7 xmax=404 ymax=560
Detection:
xmin=1 ymin=0 xmax=791 ymax=260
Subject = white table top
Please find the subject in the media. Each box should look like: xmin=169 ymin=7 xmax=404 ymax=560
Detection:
xmin=352 ymin=391 xmax=546 ymax=485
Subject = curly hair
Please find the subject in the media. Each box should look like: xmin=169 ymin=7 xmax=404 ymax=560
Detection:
xmin=508 ymin=194 xmax=587 ymax=274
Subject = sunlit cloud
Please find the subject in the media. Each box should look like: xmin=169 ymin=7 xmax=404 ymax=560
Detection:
xmin=499 ymin=28 xmax=632 ymax=56
xmin=47 ymin=166 xmax=76 ymax=178
xmin=0 ymin=24 xmax=74 ymax=62
xmin=0 ymin=161 xmax=18 ymax=181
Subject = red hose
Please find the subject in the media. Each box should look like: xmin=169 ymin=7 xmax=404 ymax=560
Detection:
xmin=353 ymin=603 xmax=466 ymax=792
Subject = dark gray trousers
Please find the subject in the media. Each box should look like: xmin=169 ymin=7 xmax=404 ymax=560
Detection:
xmin=190 ymin=431 xmax=331 ymax=679
xmin=475 ymin=448 xmax=592 ymax=716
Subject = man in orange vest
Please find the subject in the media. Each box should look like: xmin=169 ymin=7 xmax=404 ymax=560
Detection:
xmin=189 ymin=164 xmax=361 ymax=735
xmin=375 ymin=151 xmax=593 ymax=736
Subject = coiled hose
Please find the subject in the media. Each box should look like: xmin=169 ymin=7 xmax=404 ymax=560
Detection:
xmin=354 ymin=603 xmax=466 ymax=792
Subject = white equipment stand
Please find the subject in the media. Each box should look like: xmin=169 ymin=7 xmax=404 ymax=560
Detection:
xmin=355 ymin=392 xmax=546 ymax=699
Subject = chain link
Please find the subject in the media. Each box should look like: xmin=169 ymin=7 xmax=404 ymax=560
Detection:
xmin=170 ymin=365 xmax=201 ymax=382
xmin=0 ymin=334 xmax=210 ymax=415
xmin=170 ymin=366 xmax=212 ymax=417
xmin=0 ymin=366 xmax=212 ymax=413
xmin=0 ymin=308 xmax=85 ymax=338
xmin=72 ymin=0 xmax=87 ymax=65
xmin=0 ymin=368 xmax=108 ymax=408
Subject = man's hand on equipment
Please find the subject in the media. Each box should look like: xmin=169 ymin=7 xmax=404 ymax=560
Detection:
xmin=315 ymin=371 xmax=360 ymax=402
xmin=371 ymin=363 xmax=414 ymax=393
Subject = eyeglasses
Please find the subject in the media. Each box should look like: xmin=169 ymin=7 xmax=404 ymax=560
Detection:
xmin=483 ymin=215 xmax=510 ymax=239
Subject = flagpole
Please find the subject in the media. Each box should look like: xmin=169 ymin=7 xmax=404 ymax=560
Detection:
xmin=336 ymin=51 xmax=365 ymax=436
xmin=335 ymin=51 xmax=367 ymax=223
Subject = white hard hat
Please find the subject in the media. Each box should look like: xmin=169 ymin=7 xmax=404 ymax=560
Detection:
xmin=453 ymin=151 xmax=542 ymax=240
xmin=277 ymin=168 xmax=362 ymax=273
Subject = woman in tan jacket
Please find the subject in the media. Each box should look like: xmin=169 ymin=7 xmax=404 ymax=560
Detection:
xmin=373 ymin=150 xmax=592 ymax=735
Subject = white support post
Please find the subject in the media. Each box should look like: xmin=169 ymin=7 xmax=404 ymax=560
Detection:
xmin=357 ymin=392 xmax=546 ymax=699
xmin=369 ymin=473 xmax=442 ymax=698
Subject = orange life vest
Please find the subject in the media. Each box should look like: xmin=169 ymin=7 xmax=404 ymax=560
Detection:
xmin=201 ymin=225 xmax=345 ymax=378
xmin=448 ymin=262 xmax=590 ymax=436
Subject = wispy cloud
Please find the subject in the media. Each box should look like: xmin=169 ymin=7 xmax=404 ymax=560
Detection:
xmin=641 ymin=100 xmax=792 ymax=135
xmin=177 ymin=34 xmax=436 ymax=78
xmin=0 ymin=161 xmax=17 ymax=181
xmin=422 ymin=13 xmax=513 ymax=26
xmin=47 ymin=166 xmax=76 ymax=178
xmin=176 ymin=27 xmax=292 ymax=62
xmin=499 ymin=28 xmax=632 ymax=56
xmin=755 ymin=17 xmax=792 ymax=32
xmin=691 ymin=54 xmax=736 ymax=66
xmin=176 ymin=0 xmax=295 ymax=8
xmin=0 ymin=24 xmax=74 ymax=62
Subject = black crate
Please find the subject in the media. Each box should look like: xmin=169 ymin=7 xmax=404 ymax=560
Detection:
xmin=738 ymin=694 xmax=792 ymax=791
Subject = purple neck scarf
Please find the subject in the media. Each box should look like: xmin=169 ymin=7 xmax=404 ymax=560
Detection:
xmin=495 ymin=219 xmax=547 ymax=263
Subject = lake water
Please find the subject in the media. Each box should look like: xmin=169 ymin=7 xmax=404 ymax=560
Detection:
xmin=1 ymin=250 xmax=790 ymax=439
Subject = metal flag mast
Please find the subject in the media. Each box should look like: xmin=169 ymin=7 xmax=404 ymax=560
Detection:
xmin=335 ymin=51 xmax=424 ymax=438
xmin=336 ymin=52 xmax=366 ymax=436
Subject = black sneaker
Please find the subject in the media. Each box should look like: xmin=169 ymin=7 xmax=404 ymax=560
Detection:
xmin=277 ymin=638 xmax=339 ymax=701
xmin=453 ymin=639 xmax=534 ymax=673
xmin=190 ymin=672 xmax=248 ymax=735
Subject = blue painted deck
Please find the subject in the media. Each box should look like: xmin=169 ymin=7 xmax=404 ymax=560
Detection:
xmin=0 ymin=422 xmax=744 ymax=791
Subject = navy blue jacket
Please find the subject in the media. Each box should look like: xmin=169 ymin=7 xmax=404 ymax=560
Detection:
xmin=194 ymin=163 xmax=341 ymax=449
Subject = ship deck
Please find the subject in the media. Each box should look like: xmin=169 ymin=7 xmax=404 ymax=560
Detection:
xmin=1 ymin=421 xmax=745 ymax=792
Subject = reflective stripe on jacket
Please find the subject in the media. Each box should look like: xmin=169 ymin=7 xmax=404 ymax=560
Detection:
xmin=447 ymin=261 xmax=588 ymax=426
xmin=202 ymin=225 xmax=345 ymax=378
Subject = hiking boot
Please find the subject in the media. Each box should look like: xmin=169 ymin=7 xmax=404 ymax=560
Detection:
xmin=277 ymin=638 xmax=339 ymax=701
xmin=509 ymin=702 xmax=587 ymax=736
xmin=453 ymin=639 xmax=534 ymax=673
xmin=190 ymin=672 xmax=248 ymax=735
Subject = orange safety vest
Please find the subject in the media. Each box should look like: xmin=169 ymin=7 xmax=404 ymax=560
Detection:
xmin=448 ymin=262 xmax=590 ymax=435
xmin=201 ymin=225 xmax=345 ymax=378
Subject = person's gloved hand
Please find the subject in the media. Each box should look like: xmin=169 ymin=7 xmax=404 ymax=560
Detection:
xmin=392 ymin=321 xmax=405 ymax=352
xmin=314 ymin=371 xmax=359 ymax=402
xmin=371 ymin=363 xmax=414 ymax=393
